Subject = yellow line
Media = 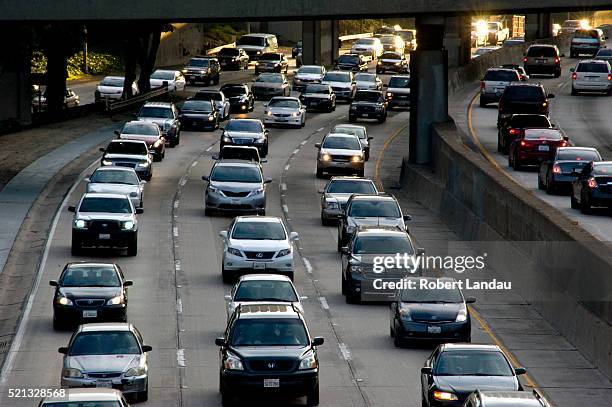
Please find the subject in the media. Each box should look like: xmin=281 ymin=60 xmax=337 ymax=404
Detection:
xmin=374 ymin=123 xmax=409 ymax=190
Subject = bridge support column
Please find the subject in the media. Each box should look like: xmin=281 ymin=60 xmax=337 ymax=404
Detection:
xmin=302 ymin=20 xmax=339 ymax=67
xmin=525 ymin=13 xmax=552 ymax=41
xmin=444 ymin=16 xmax=471 ymax=68
xmin=0 ymin=25 xmax=32 ymax=127
xmin=409 ymin=16 xmax=448 ymax=164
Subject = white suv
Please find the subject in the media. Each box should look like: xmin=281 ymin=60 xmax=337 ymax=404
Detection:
xmin=479 ymin=68 xmax=520 ymax=106
xmin=571 ymin=59 xmax=612 ymax=96
xmin=218 ymin=216 xmax=299 ymax=283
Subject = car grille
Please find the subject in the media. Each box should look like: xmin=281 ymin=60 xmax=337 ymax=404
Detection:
xmin=89 ymin=220 xmax=121 ymax=232
xmin=274 ymin=113 xmax=291 ymax=118
xmin=331 ymin=86 xmax=347 ymax=93
xmin=248 ymin=359 xmax=296 ymax=373
xmin=75 ymin=299 xmax=106 ymax=307
xmin=599 ymin=185 xmax=612 ymax=193
xmin=88 ymin=372 xmax=122 ymax=378
xmin=115 ymin=162 xmax=137 ymax=168
xmin=356 ymin=105 xmax=376 ymax=112
xmin=331 ymin=155 xmax=351 ymax=162
xmin=412 ymin=316 xmax=455 ymax=323
xmin=222 ymin=190 xmax=250 ymax=197
xmin=243 ymin=251 xmax=276 ymax=259
xmin=231 ymin=138 xmax=254 ymax=145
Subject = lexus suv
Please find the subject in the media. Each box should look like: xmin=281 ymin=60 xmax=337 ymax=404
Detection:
xmin=215 ymin=303 xmax=324 ymax=406
xmin=218 ymin=216 xmax=299 ymax=282
xmin=385 ymin=75 xmax=411 ymax=109
xmin=100 ymin=140 xmax=153 ymax=181
xmin=136 ymin=102 xmax=181 ymax=147
xmin=182 ymin=56 xmax=221 ymax=85
xmin=315 ymin=133 xmax=365 ymax=178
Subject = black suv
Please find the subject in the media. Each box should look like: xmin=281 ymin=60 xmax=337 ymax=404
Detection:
xmin=349 ymin=90 xmax=387 ymax=123
xmin=497 ymin=84 xmax=554 ymax=129
xmin=334 ymin=53 xmax=368 ymax=72
xmin=215 ymin=303 xmax=324 ymax=406
xmin=220 ymin=83 xmax=255 ymax=113
xmin=497 ymin=114 xmax=553 ymax=154
xmin=182 ymin=56 xmax=221 ymax=85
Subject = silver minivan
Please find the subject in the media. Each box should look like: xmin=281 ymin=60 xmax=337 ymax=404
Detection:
xmin=236 ymin=33 xmax=278 ymax=60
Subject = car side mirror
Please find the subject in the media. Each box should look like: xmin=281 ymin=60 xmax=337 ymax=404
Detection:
xmin=49 ymin=280 xmax=58 ymax=286
xmin=58 ymin=347 xmax=68 ymax=354
xmin=264 ymin=177 xmax=273 ymax=184
xmin=300 ymin=295 xmax=308 ymax=300
xmin=68 ymin=206 xmax=76 ymax=213
xmin=315 ymin=143 xmax=321 ymax=149
xmin=114 ymin=130 xmax=121 ymax=136
xmin=289 ymin=231 xmax=299 ymax=241
xmin=135 ymin=208 xmax=144 ymax=214
xmin=99 ymin=147 xmax=106 ymax=152
xmin=224 ymin=294 xmax=232 ymax=301
xmin=123 ymin=280 xmax=134 ymax=287
xmin=264 ymin=129 xmax=270 ymax=135
xmin=142 ymin=345 xmax=153 ymax=353
xmin=515 ymin=367 xmax=527 ymax=375
xmin=569 ymin=68 xmax=575 ymax=72
xmin=368 ymin=137 xmax=374 ymax=141
xmin=421 ymin=366 xmax=432 ymax=374
xmin=560 ymin=53 xmax=566 ymax=58
xmin=403 ymin=215 xmax=412 ymax=221
xmin=219 ymin=230 xmax=228 ymax=240
xmin=563 ymin=136 xmax=569 ymax=141
xmin=260 ymin=158 xmax=268 ymax=163
xmin=416 ymin=248 xmax=425 ymax=256
xmin=219 ymin=127 xmax=225 ymax=131
xmin=215 ymin=336 xmax=226 ymax=346
xmin=263 ymin=102 xmax=268 ymax=108
xmin=465 ymin=296 xmax=476 ymax=304
xmin=83 ymin=178 xmax=90 ymax=183
xmin=202 ymin=175 xmax=210 ymax=182
xmin=130 ymin=192 xmax=138 ymax=197
xmin=547 ymin=93 xmax=555 ymax=99
xmin=211 ymin=154 xmax=220 ymax=160
xmin=312 ymin=337 xmax=324 ymax=346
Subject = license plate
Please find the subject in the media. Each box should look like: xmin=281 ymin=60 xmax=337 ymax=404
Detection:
xmin=83 ymin=310 xmax=98 ymax=318
xmin=538 ymin=145 xmax=550 ymax=151
xmin=99 ymin=233 xmax=111 ymax=240
xmin=264 ymin=379 xmax=279 ymax=388
xmin=427 ymin=326 xmax=442 ymax=334
xmin=587 ymin=77 xmax=599 ymax=82
xmin=310 ymin=102 xmax=317 ymax=106
xmin=231 ymin=199 xmax=241 ymax=204
xmin=362 ymin=113 xmax=369 ymax=117
xmin=495 ymin=88 xmax=504 ymax=94
xmin=97 ymin=381 xmax=112 ymax=388
xmin=253 ymin=262 xmax=266 ymax=270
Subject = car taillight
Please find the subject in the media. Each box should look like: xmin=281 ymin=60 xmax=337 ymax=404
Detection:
xmin=520 ymin=140 xmax=528 ymax=147
xmin=560 ymin=141 xmax=568 ymax=147
xmin=553 ymin=165 xmax=561 ymax=174
xmin=509 ymin=128 xmax=519 ymax=135
xmin=572 ymin=73 xmax=577 ymax=80
xmin=608 ymin=74 xmax=612 ymax=81
xmin=554 ymin=57 xmax=560 ymax=64
xmin=523 ymin=57 xmax=528 ymax=63
xmin=480 ymin=81 xmax=485 ymax=90
xmin=588 ymin=178 xmax=598 ymax=188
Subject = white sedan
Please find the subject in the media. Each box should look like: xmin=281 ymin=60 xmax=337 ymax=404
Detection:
xmin=150 ymin=69 xmax=186 ymax=92
xmin=263 ymin=96 xmax=306 ymax=128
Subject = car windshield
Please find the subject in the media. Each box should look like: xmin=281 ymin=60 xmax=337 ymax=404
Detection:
xmin=70 ymin=331 xmax=140 ymax=356
xmin=556 ymin=149 xmax=600 ymax=161
xmin=269 ymin=99 xmax=300 ymax=109
xmin=256 ymin=75 xmax=283 ymax=83
xmin=218 ymin=48 xmax=240 ymax=56
xmin=230 ymin=318 xmax=308 ymax=346
xmin=150 ymin=71 xmax=176 ymax=80
xmin=355 ymin=74 xmax=376 ymax=82
xmin=138 ymin=106 xmax=173 ymax=119
xmin=322 ymin=136 xmax=361 ymax=150
xmin=380 ymin=53 xmax=401 ymax=60
xmin=226 ymin=120 xmax=263 ymax=132
xmin=234 ymin=281 xmax=297 ymax=302
xmin=260 ymin=53 xmax=282 ymax=61
xmin=90 ymin=170 xmax=139 ymax=185
xmin=388 ymin=77 xmax=410 ymax=88
xmin=576 ymin=63 xmax=608 ymax=73
xmin=232 ymin=221 xmax=286 ymax=240
xmin=42 ymin=403 xmax=121 ymax=407
xmin=194 ymin=91 xmax=222 ymax=101
xmin=484 ymin=70 xmax=519 ymax=81
xmin=596 ymin=49 xmax=612 ymax=56
xmin=210 ymin=165 xmax=262 ymax=183
xmin=105 ymin=141 xmax=148 ymax=155
xmin=510 ymin=115 xmax=550 ymax=128
xmin=338 ymin=55 xmax=359 ymax=64
xmin=181 ymin=100 xmax=214 ymax=112
xmin=323 ymin=73 xmax=350 ymax=82
xmin=353 ymin=235 xmax=414 ymax=255
xmin=574 ymin=30 xmax=599 ymax=39
xmin=526 ymin=46 xmax=557 ymax=57
xmin=187 ymin=59 xmax=210 ymax=67
xmin=435 ymin=351 xmax=514 ymax=376
xmin=354 ymin=92 xmax=382 ymax=102
xmin=400 ymin=281 xmax=463 ymax=302
xmin=121 ymin=122 xmax=159 ymax=136
xmin=61 ymin=266 xmax=120 ymax=287
xmin=593 ymin=164 xmax=612 ymax=175
xmin=356 ymin=38 xmax=376 ymax=45
xmin=237 ymin=36 xmax=265 ymax=46
xmin=79 ymin=197 xmax=132 ymax=213
xmin=333 ymin=126 xmax=366 ymax=139
xmin=100 ymin=78 xmax=124 ymax=87
xmin=379 ymin=36 xmax=396 ymax=44
xmin=305 ymin=85 xmax=330 ymax=94
xmin=399 ymin=31 xmax=413 ymax=40
xmin=348 ymin=200 xmax=401 ymax=217
xmin=221 ymin=86 xmax=247 ymax=97
xmin=503 ymin=86 xmax=544 ymax=100
xmin=327 ymin=180 xmax=376 ymax=194
xmin=298 ymin=66 xmax=322 ymax=74
xmin=524 ymin=129 xmax=562 ymax=140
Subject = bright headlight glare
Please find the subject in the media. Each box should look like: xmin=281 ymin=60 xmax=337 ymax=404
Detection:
xmin=433 ymin=391 xmax=458 ymax=401
xmin=75 ymin=219 xmax=87 ymax=228
xmin=321 ymin=154 xmax=331 ymax=161
xmin=299 ymin=351 xmax=317 ymax=370
xmin=208 ymin=115 xmax=214 ymax=121
xmin=122 ymin=221 xmax=135 ymax=230
xmin=351 ymin=155 xmax=362 ymax=163
xmin=224 ymin=353 xmax=244 ymax=370
xmin=266 ymin=110 xmax=273 ymax=116
xmin=399 ymin=303 xmax=412 ymax=320
xmin=350 ymin=105 xmax=357 ymax=110
xmin=63 ymin=368 xmax=83 ymax=378
xmin=326 ymin=201 xmax=339 ymax=209
xmin=125 ymin=366 xmax=145 ymax=377
xmin=222 ymin=136 xmax=231 ymax=142
xmin=107 ymin=295 xmax=124 ymax=305
xmin=57 ymin=296 xmax=73 ymax=306
xmin=386 ymin=92 xmax=393 ymax=98
xmin=102 ymin=160 xmax=112 ymax=166
xmin=455 ymin=304 xmax=468 ymax=322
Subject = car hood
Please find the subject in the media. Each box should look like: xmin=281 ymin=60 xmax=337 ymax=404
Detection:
xmin=230 ymin=346 xmax=309 ymax=360
xmin=434 ymin=375 xmax=519 ymax=395
xmin=348 ymin=217 xmax=403 ymax=229
xmin=320 ymin=148 xmax=362 ymax=156
xmin=252 ymin=82 xmax=283 ymax=89
xmin=356 ymin=81 xmax=378 ymax=88
xmin=67 ymin=354 xmax=140 ymax=373
xmin=403 ymin=303 xmax=462 ymax=322
xmin=295 ymin=73 xmax=323 ymax=81
xmin=225 ymin=131 xmax=263 ymax=139
xmin=325 ymin=193 xmax=355 ymax=203
xmin=59 ymin=286 xmax=121 ymax=300
xmin=97 ymin=86 xmax=123 ymax=94
xmin=76 ymin=213 xmax=134 ymax=222
xmin=228 ymin=239 xmax=289 ymax=251
xmin=120 ymin=135 xmax=159 ymax=145
xmin=238 ymin=45 xmax=265 ymax=52
xmin=388 ymin=87 xmax=410 ymax=94
xmin=103 ymin=154 xmax=148 ymax=161
xmin=268 ymin=107 xmax=299 ymax=114
xmin=137 ymin=117 xmax=172 ymax=127
xmin=86 ymin=183 xmax=139 ymax=195
xmin=322 ymin=81 xmax=351 ymax=88
xmin=229 ymin=300 xmax=303 ymax=316
xmin=209 ymin=181 xmax=261 ymax=191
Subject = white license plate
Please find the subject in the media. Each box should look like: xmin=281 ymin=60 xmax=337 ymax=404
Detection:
xmin=538 ymin=145 xmax=550 ymax=151
xmin=309 ymin=102 xmax=317 ymax=106
xmin=253 ymin=262 xmax=266 ymax=270
xmin=83 ymin=310 xmax=98 ymax=318
xmin=587 ymin=77 xmax=599 ymax=82
xmin=97 ymin=381 xmax=112 ymax=388
xmin=99 ymin=233 xmax=111 ymax=240
xmin=264 ymin=379 xmax=279 ymax=388
xmin=362 ymin=113 xmax=369 ymax=117
xmin=495 ymin=88 xmax=504 ymax=93
xmin=427 ymin=326 xmax=442 ymax=334
xmin=231 ymin=199 xmax=241 ymax=204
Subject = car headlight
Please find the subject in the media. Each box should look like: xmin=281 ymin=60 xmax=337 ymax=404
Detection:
xmin=455 ymin=304 xmax=468 ymax=322
xmin=350 ymin=105 xmax=357 ymax=110
xmin=208 ymin=115 xmax=214 ymax=121
xmin=74 ymin=219 xmax=87 ymax=229
xmin=395 ymin=62 xmax=401 ymax=66
xmin=256 ymin=51 xmax=262 ymax=55
xmin=346 ymin=225 xmax=356 ymax=234
xmin=377 ymin=61 xmax=382 ymax=65
xmin=398 ymin=303 xmax=412 ymax=320
xmin=125 ymin=366 xmax=146 ymax=377
xmin=299 ymin=350 xmax=318 ymax=370
xmin=181 ymin=69 xmax=188 ymax=73
xmin=351 ymin=155 xmax=363 ymax=163
xmin=208 ymin=185 xmax=222 ymax=194
xmin=227 ymin=247 xmax=242 ymax=257
xmin=137 ymin=161 xmax=149 ymax=168
xmin=433 ymin=391 xmax=458 ymax=401
xmin=224 ymin=352 xmax=244 ymax=370
xmin=122 ymin=221 xmax=135 ymax=230
xmin=102 ymin=160 xmax=112 ymax=166
xmin=386 ymin=92 xmax=393 ymax=98
xmin=254 ymin=138 xmax=265 ymax=144
xmin=153 ymin=139 xmax=162 ymax=147
xmin=62 ymin=368 xmax=84 ymax=378
xmin=248 ymin=188 xmax=264 ymax=197
xmin=222 ymin=136 xmax=231 ymax=142
xmin=56 ymin=295 xmax=73 ymax=306
xmin=106 ymin=295 xmax=125 ymax=305
xmin=326 ymin=201 xmax=339 ymax=210
xmin=291 ymin=112 xmax=300 ymax=117
xmin=277 ymin=248 xmax=292 ymax=257
xmin=321 ymin=154 xmax=331 ymax=161
xmin=266 ymin=110 xmax=273 ymax=116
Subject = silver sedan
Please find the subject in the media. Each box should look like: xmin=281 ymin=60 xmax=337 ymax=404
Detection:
xmin=263 ymin=96 xmax=306 ymax=128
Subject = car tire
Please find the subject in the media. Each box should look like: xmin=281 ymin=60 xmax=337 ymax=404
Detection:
xmin=479 ymin=98 xmax=486 ymax=108
xmin=571 ymin=86 xmax=578 ymax=96
xmin=306 ymin=382 xmax=320 ymax=406
xmin=71 ymin=237 xmax=82 ymax=256
xmin=538 ymin=174 xmax=545 ymax=190
xmin=127 ymin=236 xmax=138 ymax=257
xmin=341 ymin=273 xmax=347 ymax=295
xmin=321 ymin=215 xmax=331 ymax=226
xmin=52 ymin=315 xmax=64 ymax=331
xmin=570 ymin=193 xmax=579 ymax=209
xmin=205 ymin=207 xmax=213 ymax=217
xmin=546 ymin=176 xmax=556 ymax=195
xmin=393 ymin=328 xmax=403 ymax=348
xmin=422 ymin=395 xmax=428 ymax=407
xmin=580 ymin=194 xmax=592 ymax=214
xmin=377 ymin=115 xmax=386 ymax=124
xmin=136 ymin=386 xmax=148 ymax=402
xmin=254 ymin=68 xmax=259 ymax=75
xmin=345 ymin=293 xmax=359 ymax=304
xmin=222 ymin=265 xmax=232 ymax=284
xmin=349 ymin=115 xmax=356 ymax=123
xmin=497 ymin=133 xmax=503 ymax=153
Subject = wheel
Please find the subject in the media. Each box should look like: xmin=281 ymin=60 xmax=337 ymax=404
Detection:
xmin=571 ymin=87 xmax=578 ymax=96
xmin=222 ymin=265 xmax=233 ymax=284
xmin=316 ymin=168 xmax=324 ymax=179
xmin=513 ymin=155 xmax=522 ymax=171
xmin=345 ymin=293 xmax=359 ymax=304
xmin=580 ymin=194 xmax=592 ymax=214
xmin=205 ymin=207 xmax=213 ymax=217
xmin=389 ymin=321 xmax=394 ymax=337
xmin=393 ymin=327 xmax=403 ymax=347
xmin=422 ymin=395 xmax=428 ymax=407
xmin=127 ymin=236 xmax=138 ymax=256
xmin=221 ymin=389 xmax=234 ymax=406
xmin=357 ymin=169 xmax=365 ymax=177
xmin=262 ymin=145 xmax=268 ymax=157
xmin=71 ymin=237 xmax=82 ymax=256
xmin=570 ymin=193 xmax=579 ymax=209
xmin=497 ymin=133 xmax=503 ymax=152
xmin=301 ymin=118 xmax=305 ymax=128
xmin=52 ymin=315 xmax=64 ymax=331
xmin=337 ymin=235 xmax=343 ymax=252
xmin=377 ymin=115 xmax=386 ymax=124
xmin=349 ymin=115 xmax=356 ymax=123
xmin=365 ymin=150 xmax=370 ymax=161
xmin=538 ymin=173 xmax=545 ymax=190
xmin=306 ymin=382 xmax=319 ymax=406
xmin=136 ymin=386 xmax=148 ymax=402
xmin=254 ymin=69 xmax=259 ymax=75
xmin=546 ymin=175 xmax=555 ymax=195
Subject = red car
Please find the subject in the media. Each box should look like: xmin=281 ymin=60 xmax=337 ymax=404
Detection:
xmin=509 ymin=128 xmax=569 ymax=170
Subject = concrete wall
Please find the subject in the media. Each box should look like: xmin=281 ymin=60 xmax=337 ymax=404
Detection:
xmin=156 ymin=23 xmax=207 ymax=68
xmin=268 ymin=21 xmax=302 ymax=44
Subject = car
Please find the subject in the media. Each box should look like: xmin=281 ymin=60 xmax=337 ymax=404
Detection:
xmin=375 ymin=25 xmax=398 ymax=35
xmin=463 ymin=390 xmax=551 ymax=407
xmin=181 ymin=56 xmax=221 ymax=85
xmin=38 ymin=388 xmax=131 ymax=407
xmin=377 ymin=34 xmax=405 ymax=54
xmin=570 ymin=59 xmax=612 ymax=95
xmin=216 ymin=47 xmax=250 ymax=70
xmin=337 ymin=194 xmax=410 ymax=251
xmin=292 ymin=40 xmax=302 ymax=59
xmin=499 ymin=64 xmax=529 ymax=81
xmin=224 ymin=274 xmax=305 ymax=320
xmin=255 ymin=52 xmax=289 ymax=74
xmin=99 ymin=140 xmax=153 ymax=181
xmin=136 ymin=101 xmax=181 ymax=147
xmin=389 ymin=277 xmax=475 ymax=346
xmin=115 ymin=121 xmax=165 ymax=161
xmin=202 ymin=160 xmax=272 ymax=216
xmin=292 ymin=65 xmax=326 ymax=92
xmin=349 ymin=90 xmax=387 ymax=123
xmin=385 ymin=75 xmax=411 ymax=109
xmin=523 ymin=44 xmax=562 ymax=77
xmin=331 ymin=124 xmax=373 ymax=161
xmin=50 ymin=262 xmax=133 ymax=329
xmin=570 ymin=29 xmax=606 ymax=57
xmin=149 ymin=69 xmax=186 ymax=92
xmin=32 ymin=86 xmax=80 ymax=112
xmin=178 ymin=100 xmax=219 ymax=131
xmin=58 ymin=323 xmax=152 ymax=402
xmin=213 ymin=146 xmax=265 ymax=164
xmin=376 ymin=52 xmax=410 ymax=74
xmin=299 ymin=84 xmax=336 ymax=112
xmin=341 ymin=226 xmax=421 ymax=304
xmin=263 ymin=96 xmax=306 ymax=128
xmin=315 ymin=133 xmax=365 ymax=178
xmin=471 ymin=46 xmax=498 ymax=59
xmin=220 ymin=83 xmax=255 ymax=113
xmin=333 ymin=53 xmax=368 ymax=72
xmin=251 ymin=73 xmax=291 ymax=100
xmin=215 ymin=303 xmax=323 ymax=406
xmin=85 ymin=167 xmax=145 ymax=209
xmin=321 ymin=71 xmax=356 ymax=102
xmin=397 ymin=29 xmax=417 ymax=51
xmin=594 ymin=48 xmax=612 ymax=63
xmin=192 ymin=90 xmax=231 ymax=121
xmin=539 ymin=147 xmax=602 ymax=193
xmin=319 ymin=176 xmax=378 ymax=225
xmin=570 ymin=161 xmax=612 ymax=213
xmin=421 ymin=344 xmax=526 ymax=407
xmin=350 ymin=37 xmax=384 ymax=59
xmin=502 ymin=37 xmax=525 ymax=47
xmin=479 ymin=68 xmax=521 ymax=107
xmin=497 ymin=83 xmax=554 ymax=129
xmin=354 ymin=72 xmax=383 ymax=91
xmin=218 ymin=216 xmax=298 ymax=282
xmin=69 ymin=193 xmax=142 ymax=256
xmin=95 ymin=76 xmax=138 ymax=103
xmin=236 ymin=33 xmax=279 ymax=60
xmin=560 ymin=19 xmax=583 ymax=35
xmin=220 ymin=119 xmax=269 ymax=157
xmin=509 ymin=128 xmax=569 ymax=170
xmin=497 ymin=114 xmax=553 ymax=154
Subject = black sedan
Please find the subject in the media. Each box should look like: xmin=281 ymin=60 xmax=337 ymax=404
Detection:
xmin=178 ymin=100 xmax=219 ymax=131
xmin=349 ymin=90 xmax=387 ymax=123
xmin=421 ymin=343 xmax=526 ymax=407
xmin=390 ymin=277 xmax=474 ymax=347
xmin=376 ymin=52 xmax=410 ymax=74
xmin=300 ymin=84 xmax=336 ymax=112
xmin=538 ymin=147 xmax=602 ymax=194
xmin=571 ymin=161 xmax=612 ymax=213
xmin=334 ymin=54 xmax=368 ymax=72
xmin=50 ymin=262 xmax=133 ymax=330
xmin=220 ymin=83 xmax=255 ymax=113
xmin=497 ymin=114 xmax=552 ymax=155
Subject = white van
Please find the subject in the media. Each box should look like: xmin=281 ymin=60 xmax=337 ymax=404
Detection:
xmin=236 ymin=33 xmax=278 ymax=60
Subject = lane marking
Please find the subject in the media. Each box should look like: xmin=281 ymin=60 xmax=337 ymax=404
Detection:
xmin=206 ymin=146 xmax=213 ymax=152
xmin=191 ymin=161 xmax=198 ymax=167
xmin=176 ymin=299 xmax=183 ymax=314
xmin=302 ymin=257 xmax=313 ymax=274
xmin=284 ymin=164 xmax=290 ymax=171
xmin=318 ymin=297 xmax=329 ymax=310
xmin=374 ymin=123 xmax=409 ymax=190
xmin=339 ymin=343 xmax=352 ymax=360
xmin=173 ymin=227 xmax=179 ymax=237
xmin=292 ymin=149 xmax=300 ymax=155
xmin=180 ymin=178 xmax=187 ymax=186
xmin=173 ymin=200 xmax=179 ymax=209
xmin=175 ymin=259 xmax=181 ymax=271
xmin=316 ymin=127 xmax=325 ymax=132
xmin=281 ymin=183 xmax=287 ymax=192
xmin=282 ymin=204 xmax=289 ymax=213
xmin=177 ymin=349 xmax=186 ymax=367
xmin=300 ymin=140 xmax=308 ymax=146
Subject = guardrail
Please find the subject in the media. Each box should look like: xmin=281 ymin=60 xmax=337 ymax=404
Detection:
xmin=338 ymin=32 xmax=373 ymax=42
xmin=105 ymin=85 xmax=169 ymax=113
xmin=206 ymin=42 xmax=236 ymax=55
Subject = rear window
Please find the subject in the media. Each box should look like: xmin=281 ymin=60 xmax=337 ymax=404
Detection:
xmin=388 ymin=77 xmax=410 ymax=88
xmin=338 ymin=55 xmax=360 ymax=64
xmin=327 ymin=180 xmax=376 ymax=194
xmin=526 ymin=46 xmax=557 ymax=57
xmin=218 ymin=48 xmax=240 ymax=56
xmin=106 ymin=141 xmax=148 ymax=155
xmin=260 ymin=53 xmax=282 ymax=61
xmin=593 ymin=164 xmax=612 ymax=175
xmin=574 ymin=30 xmax=599 ymax=39
xmin=510 ymin=115 xmax=550 ymax=128
xmin=556 ymin=149 xmax=601 ymax=161
xmin=576 ymin=63 xmax=609 ymax=73
xmin=187 ymin=59 xmax=209 ymax=67
xmin=484 ymin=70 xmax=519 ymax=82
xmin=503 ymin=86 xmax=545 ymax=100
xmin=524 ymin=129 xmax=563 ymax=141
xmin=194 ymin=91 xmax=222 ymax=101
xmin=380 ymin=53 xmax=401 ymax=60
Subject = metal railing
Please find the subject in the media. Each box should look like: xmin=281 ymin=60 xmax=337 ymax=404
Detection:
xmin=105 ymin=85 xmax=169 ymax=113
xmin=206 ymin=42 xmax=236 ymax=55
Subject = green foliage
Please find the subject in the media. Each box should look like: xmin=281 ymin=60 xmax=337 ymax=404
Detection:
xmin=31 ymin=50 xmax=123 ymax=80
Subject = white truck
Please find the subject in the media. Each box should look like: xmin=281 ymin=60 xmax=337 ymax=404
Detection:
xmin=487 ymin=21 xmax=510 ymax=45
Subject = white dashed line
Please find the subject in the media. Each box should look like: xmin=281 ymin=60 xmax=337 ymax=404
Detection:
xmin=192 ymin=161 xmax=198 ymax=167
xmin=177 ymin=349 xmax=186 ymax=367
xmin=173 ymin=227 xmax=179 ymax=237
xmin=284 ymin=164 xmax=290 ymax=171
xmin=302 ymin=257 xmax=313 ymax=274
xmin=316 ymin=127 xmax=325 ymax=132
xmin=173 ymin=200 xmax=179 ymax=209
xmin=339 ymin=343 xmax=352 ymax=360
xmin=206 ymin=146 xmax=214 ymax=152
xmin=318 ymin=297 xmax=329 ymax=310
xmin=175 ymin=260 xmax=181 ymax=271
xmin=176 ymin=299 xmax=183 ymax=314
xmin=293 ymin=149 xmax=300 ymax=155
xmin=300 ymin=140 xmax=308 ymax=146
xmin=281 ymin=183 xmax=287 ymax=192
xmin=282 ymin=204 xmax=289 ymax=213
xmin=180 ymin=178 xmax=187 ymax=186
